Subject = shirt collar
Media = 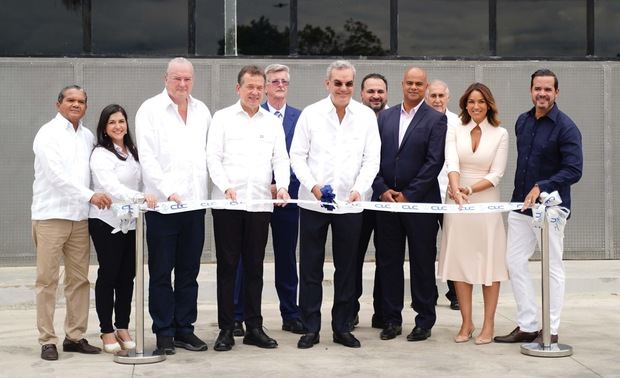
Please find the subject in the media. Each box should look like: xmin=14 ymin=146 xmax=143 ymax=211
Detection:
xmin=55 ymin=112 xmax=84 ymax=132
xmin=400 ymin=100 xmax=423 ymax=116
xmin=233 ymin=100 xmax=267 ymax=118
xmin=267 ymin=102 xmax=286 ymax=115
xmin=324 ymin=96 xmax=356 ymax=115
xmin=160 ymin=88 xmax=197 ymax=109
xmin=528 ymin=103 xmax=560 ymax=123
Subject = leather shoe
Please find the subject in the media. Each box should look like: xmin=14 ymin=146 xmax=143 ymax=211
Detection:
xmin=41 ymin=344 xmax=58 ymax=361
xmin=153 ymin=335 xmax=175 ymax=355
xmin=371 ymin=314 xmax=385 ymax=329
xmin=533 ymin=331 xmax=559 ymax=344
xmin=297 ymin=333 xmax=320 ymax=349
xmin=282 ymin=319 xmax=307 ymax=334
xmin=380 ymin=324 xmax=402 ymax=340
xmin=450 ymin=299 xmax=460 ymax=311
xmin=233 ymin=320 xmax=245 ymax=337
xmin=493 ymin=326 xmax=538 ymax=343
xmin=333 ymin=332 xmax=361 ymax=348
xmin=175 ymin=333 xmax=208 ymax=351
xmin=62 ymin=338 xmax=101 ymax=354
xmin=243 ymin=328 xmax=278 ymax=349
xmin=346 ymin=314 xmax=359 ymax=332
xmin=214 ymin=329 xmax=235 ymax=352
xmin=406 ymin=326 xmax=431 ymax=342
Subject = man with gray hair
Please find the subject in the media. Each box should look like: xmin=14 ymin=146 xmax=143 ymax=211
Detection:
xmin=425 ymin=79 xmax=460 ymax=311
xmin=33 ymin=85 xmax=112 ymax=360
xmin=231 ymin=63 xmax=305 ymax=337
xmin=136 ymin=57 xmax=211 ymax=355
xmin=290 ymin=60 xmax=381 ymax=349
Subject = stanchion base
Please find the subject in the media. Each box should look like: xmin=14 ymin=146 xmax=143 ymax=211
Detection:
xmin=113 ymin=349 xmax=167 ymax=364
xmin=520 ymin=342 xmax=573 ymax=357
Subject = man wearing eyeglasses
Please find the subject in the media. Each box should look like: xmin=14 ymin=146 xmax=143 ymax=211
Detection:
xmin=372 ymin=67 xmax=447 ymax=342
xmin=231 ymin=64 xmax=306 ymax=338
xmin=290 ymin=60 xmax=380 ymax=349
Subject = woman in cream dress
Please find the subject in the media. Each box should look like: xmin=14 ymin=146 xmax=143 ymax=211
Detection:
xmin=438 ymin=83 xmax=508 ymax=345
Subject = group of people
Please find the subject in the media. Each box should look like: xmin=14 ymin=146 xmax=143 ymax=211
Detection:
xmin=32 ymin=57 xmax=582 ymax=361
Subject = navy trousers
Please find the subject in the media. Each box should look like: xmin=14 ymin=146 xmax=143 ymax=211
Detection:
xmin=353 ymin=209 xmax=383 ymax=321
xmin=299 ymin=209 xmax=362 ymax=333
xmin=146 ymin=210 xmax=205 ymax=337
xmin=376 ymin=211 xmax=439 ymax=330
xmin=234 ymin=206 xmax=301 ymax=322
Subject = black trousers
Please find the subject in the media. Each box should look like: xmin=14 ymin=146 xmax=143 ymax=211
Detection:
xmin=299 ymin=209 xmax=362 ymax=333
xmin=146 ymin=210 xmax=205 ymax=337
xmin=89 ymin=218 xmax=136 ymax=334
xmin=376 ymin=211 xmax=439 ymax=330
xmin=353 ymin=209 xmax=382 ymax=320
xmin=212 ymin=209 xmax=271 ymax=330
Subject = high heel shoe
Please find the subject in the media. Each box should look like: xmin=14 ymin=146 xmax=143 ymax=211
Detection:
xmin=474 ymin=335 xmax=493 ymax=345
xmin=101 ymin=333 xmax=121 ymax=354
xmin=115 ymin=330 xmax=136 ymax=350
xmin=454 ymin=328 xmax=475 ymax=343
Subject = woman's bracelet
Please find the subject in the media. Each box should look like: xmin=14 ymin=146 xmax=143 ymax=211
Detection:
xmin=466 ymin=186 xmax=473 ymax=195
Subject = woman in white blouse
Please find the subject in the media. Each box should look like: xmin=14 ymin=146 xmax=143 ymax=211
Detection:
xmin=89 ymin=104 xmax=157 ymax=353
xmin=438 ymin=83 xmax=509 ymax=345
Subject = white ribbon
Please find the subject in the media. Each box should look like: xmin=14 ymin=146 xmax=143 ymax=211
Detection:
xmin=111 ymin=198 xmax=526 ymax=233
xmin=531 ymin=191 xmax=570 ymax=232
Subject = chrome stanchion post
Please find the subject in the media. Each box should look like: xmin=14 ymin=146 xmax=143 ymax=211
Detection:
xmin=115 ymin=200 xmax=166 ymax=364
xmin=521 ymin=203 xmax=573 ymax=357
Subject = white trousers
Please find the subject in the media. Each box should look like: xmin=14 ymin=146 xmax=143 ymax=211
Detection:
xmin=506 ymin=211 xmax=565 ymax=335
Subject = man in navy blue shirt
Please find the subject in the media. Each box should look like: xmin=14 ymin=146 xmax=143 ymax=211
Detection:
xmin=495 ymin=69 xmax=582 ymax=344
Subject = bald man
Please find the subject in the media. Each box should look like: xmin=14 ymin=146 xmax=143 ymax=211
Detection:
xmin=372 ymin=67 xmax=447 ymax=342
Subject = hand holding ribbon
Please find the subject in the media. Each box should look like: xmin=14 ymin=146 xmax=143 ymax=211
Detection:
xmin=320 ymin=184 xmax=336 ymax=211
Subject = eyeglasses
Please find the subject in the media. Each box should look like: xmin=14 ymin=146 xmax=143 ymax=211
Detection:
xmin=332 ymin=80 xmax=354 ymax=88
xmin=269 ymin=79 xmax=289 ymax=86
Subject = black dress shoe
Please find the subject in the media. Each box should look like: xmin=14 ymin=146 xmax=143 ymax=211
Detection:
xmin=174 ymin=333 xmax=208 ymax=351
xmin=282 ymin=319 xmax=307 ymax=334
xmin=243 ymin=328 xmax=278 ymax=349
xmin=345 ymin=314 xmax=359 ymax=332
xmin=297 ymin=333 xmax=320 ymax=349
xmin=493 ymin=326 xmax=538 ymax=343
xmin=371 ymin=314 xmax=385 ymax=329
xmin=406 ymin=326 xmax=431 ymax=341
xmin=233 ymin=320 xmax=245 ymax=337
xmin=214 ymin=330 xmax=235 ymax=352
xmin=41 ymin=344 xmax=58 ymax=361
xmin=333 ymin=332 xmax=361 ymax=348
xmin=450 ymin=299 xmax=460 ymax=311
xmin=153 ymin=335 xmax=175 ymax=355
xmin=380 ymin=324 xmax=402 ymax=340
xmin=62 ymin=338 xmax=101 ymax=354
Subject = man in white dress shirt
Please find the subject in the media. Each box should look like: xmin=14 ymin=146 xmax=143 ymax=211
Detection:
xmin=207 ymin=65 xmax=291 ymax=352
xmin=32 ymin=85 xmax=112 ymax=360
xmin=290 ymin=60 xmax=381 ymax=349
xmin=425 ymin=79 xmax=460 ymax=311
xmin=135 ymin=57 xmax=211 ymax=355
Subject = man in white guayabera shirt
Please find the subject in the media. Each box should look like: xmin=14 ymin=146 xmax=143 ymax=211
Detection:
xmin=290 ymin=60 xmax=380 ymax=350
xmin=425 ymin=79 xmax=460 ymax=311
xmin=207 ymin=65 xmax=290 ymax=352
xmin=135 ymin=57 xmax=211 ymax=355
xmin=33 ymin=85 xmax=112 ymax=361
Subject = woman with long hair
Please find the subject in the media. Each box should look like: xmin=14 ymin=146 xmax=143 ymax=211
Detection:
xmin=89 ymin=104 xmax=157 ymax=353
xmin=438 ymin=83 xmax=509 ymax=345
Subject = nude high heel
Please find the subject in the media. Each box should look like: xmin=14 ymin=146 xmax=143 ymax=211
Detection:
xmin=454 ymin=328 xmax=475 ymax=343
xmin=115 ymin=330 xmax=136 ymax=350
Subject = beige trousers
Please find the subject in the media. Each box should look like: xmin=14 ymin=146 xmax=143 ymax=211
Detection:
xmin=33 ymin=219 xmax=91 ymax=345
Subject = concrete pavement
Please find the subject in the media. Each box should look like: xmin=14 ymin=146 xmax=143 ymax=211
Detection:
xmin=0 ymin=260 xmax=618 ymax=378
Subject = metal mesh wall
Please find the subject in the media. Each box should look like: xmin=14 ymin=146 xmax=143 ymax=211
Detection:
xmin=0 ymin=58 xmax=617 ymax=265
